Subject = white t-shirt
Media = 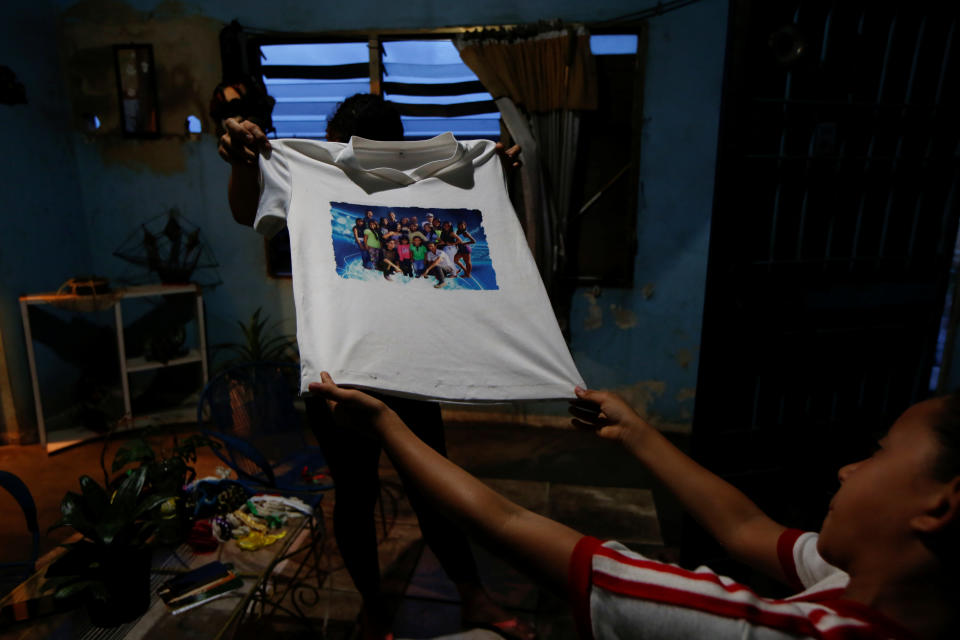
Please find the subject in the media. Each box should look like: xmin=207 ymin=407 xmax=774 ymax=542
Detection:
xmin=568 ymin=531 xmax=912 ymax=639
xmin=255 ymin=133 xmax=585 ymax=401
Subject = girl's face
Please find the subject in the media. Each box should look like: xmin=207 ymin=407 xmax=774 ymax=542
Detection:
xmin=458 ymin=222 xmax=466 ymax=230
xmin=400 ymin=237 xmax=409 ymax=245
xmin=413 ymin=237 xmax=422 ymax=246
xmin=818 ymin=397 xmax=950 ymax=569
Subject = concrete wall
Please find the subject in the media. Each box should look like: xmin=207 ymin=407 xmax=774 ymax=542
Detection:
xmin=569 ymin=3 xmax=726 ymax=430
xmin=2 ymin=0 xmax=727 ymax=440
xmin=0 ymin=0 xmax=92 ymax=441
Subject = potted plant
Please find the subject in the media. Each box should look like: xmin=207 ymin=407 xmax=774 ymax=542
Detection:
xmin=218 ymin=307 xmax=298 ymax=367
xmin=111 ymin=432 xmax=212 ymax=545
xmin=43 ymin=467 xmax=169 ymax=627
xmin=212 ymin=308 xmax=299 ymax=438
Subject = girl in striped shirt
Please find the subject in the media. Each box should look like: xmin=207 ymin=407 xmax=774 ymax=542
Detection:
xmin=312 ymin=373 xmax=960 ymax=639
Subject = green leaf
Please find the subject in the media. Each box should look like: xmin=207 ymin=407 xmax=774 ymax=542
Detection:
xmin=113 ymin=466 xmax=147 ymax=516
xmin=78 ymin=476 xmax=110 ymax=518
xmin=135 ymin=494 xmax=175 ymax=518
xmin=52 ymin=491 xmax=101 ymax=543
xmin=53 ymin=579 xmax=106 ymax=600
xmin=112 ymin=438 xmax=155 ymax=471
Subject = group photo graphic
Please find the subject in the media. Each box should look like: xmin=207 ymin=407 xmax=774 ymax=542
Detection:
xmin=329 ymin=201 xmax=499 ymax=290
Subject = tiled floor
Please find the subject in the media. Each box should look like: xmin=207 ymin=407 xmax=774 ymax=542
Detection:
xmin=0 ymin=418 xmax=688 ymax=639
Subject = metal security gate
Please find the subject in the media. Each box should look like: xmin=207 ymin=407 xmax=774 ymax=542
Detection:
xmin=689 ymin=0 xmax=960 ymax=574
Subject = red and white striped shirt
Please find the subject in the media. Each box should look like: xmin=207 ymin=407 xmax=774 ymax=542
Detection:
xmin=568 ymin=530 xmax=914 ymax=639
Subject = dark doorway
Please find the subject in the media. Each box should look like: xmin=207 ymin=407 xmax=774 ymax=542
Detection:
xmin=689 ymin=0 xmax=960 ymax=581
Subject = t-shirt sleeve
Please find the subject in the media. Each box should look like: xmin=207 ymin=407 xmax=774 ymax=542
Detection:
xmin=569 ymin=536 xmax=827 ymax=640
xmin=254 ymin=144 xmax=292 ymax=238
xmin=777 ymin=528 xmax=838 ymax=590
xmin=569 ymin=536 xmax=606 ymax=640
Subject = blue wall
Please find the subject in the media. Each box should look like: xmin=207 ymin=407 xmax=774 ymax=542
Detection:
xmin=570 ymin=3 xmax=726 ymax=427
xmin=0 ymin=0 xmax=92 ymax=440
xmin=2 ymin=0 xmax=728 ymax=439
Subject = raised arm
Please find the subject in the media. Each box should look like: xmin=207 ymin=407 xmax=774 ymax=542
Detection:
xmin=310 ymin=373 xmax=582 ymax=592
xmin=218 ymin=117 xmax=271 ymax=226
xmin=571 ymin=388 xmax=788 ymax=583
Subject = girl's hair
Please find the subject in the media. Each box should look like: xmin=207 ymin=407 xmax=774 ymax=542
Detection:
xmin=932 ymin=391 xmax=960 ymax=481
xmin=400 ymin=236 xmax=409 ymax=243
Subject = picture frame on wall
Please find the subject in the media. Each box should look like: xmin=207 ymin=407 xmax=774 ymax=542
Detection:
xmin=114 ymin=44 xmax=160 ymax=137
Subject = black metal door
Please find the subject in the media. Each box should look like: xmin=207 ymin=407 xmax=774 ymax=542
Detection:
xmin=689 ymin=0 xmax=960 ymax=574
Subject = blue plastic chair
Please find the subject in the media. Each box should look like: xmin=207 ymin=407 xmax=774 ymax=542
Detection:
xmin=0 ymin=471 xmax=40 ymax=596
xmin=197 ymin=362 xmax=332 ymax=503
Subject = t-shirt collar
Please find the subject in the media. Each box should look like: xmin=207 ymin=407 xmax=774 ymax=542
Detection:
xmin=335 ymin=133 xmax=464 ymax=186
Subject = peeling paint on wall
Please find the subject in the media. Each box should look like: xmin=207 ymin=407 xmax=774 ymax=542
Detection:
xmin=609 ymin=305 xmax=637 ymax=330
xmin=674 ymin=347 xmax=695 ymax=369
xmin=615 ymin=379 xmax=667 ymax=418
xmin=675 ymin=386 xmax=696 ymax=403
xmin=675 ymin=387 xmax=696 ymax=421
xmin=583 ymin=290 xmax=603 ymax=330
xmin=59 ymin=0 xmax=222 ymax=174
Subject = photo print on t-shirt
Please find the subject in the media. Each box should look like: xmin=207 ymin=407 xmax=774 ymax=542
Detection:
xmin=330 ymin=201 xmax=499 ymax=290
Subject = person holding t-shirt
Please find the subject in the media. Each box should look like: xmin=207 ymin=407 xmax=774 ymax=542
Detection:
xmin=216 ymin=92 xmax=528 ymax=640
xmin=313 ymin=372 xmax=960 ymax=640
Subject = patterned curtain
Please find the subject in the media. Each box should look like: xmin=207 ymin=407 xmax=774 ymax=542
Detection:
xmin=455 ymin=23 xmax=597 ymax=321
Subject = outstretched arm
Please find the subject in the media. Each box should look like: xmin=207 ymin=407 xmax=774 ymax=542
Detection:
xmin=571 ymin=388 xmax=788 ymax=583
xmin=218 ymin=117 xmax=271 ymax=226
xmin=310 ymin=373 xmax=582 ymax=592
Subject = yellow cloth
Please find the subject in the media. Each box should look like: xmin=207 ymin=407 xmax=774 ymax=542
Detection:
xmin=236 ymin=529 xmax=287 ymax=551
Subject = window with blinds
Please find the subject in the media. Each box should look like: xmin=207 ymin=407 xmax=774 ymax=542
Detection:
xmin=258 ymin=38 xmax=499 ymax=140
xmin=380 ymin=39 xmax=499 ymax=139
xmin=260 ymin=41 xmax=371 ymax=139
xmin=254 ymin=32 xmax=645 ymax=280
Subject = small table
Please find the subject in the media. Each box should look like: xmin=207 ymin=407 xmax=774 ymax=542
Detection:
xmin=19 ymin=284 xmax=209 ymax=453
xmin=0 ymin=512 xmax=326 ymax=640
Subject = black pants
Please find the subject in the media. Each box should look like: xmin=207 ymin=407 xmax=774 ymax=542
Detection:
xmin=305 ymin=394 xmax=479 ymax=598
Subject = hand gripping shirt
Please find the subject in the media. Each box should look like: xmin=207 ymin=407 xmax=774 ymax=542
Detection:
xmin=255 ymin=133 xmax=585 ymax=401
xmin=568 ymin=530 xmax=914 ymax=639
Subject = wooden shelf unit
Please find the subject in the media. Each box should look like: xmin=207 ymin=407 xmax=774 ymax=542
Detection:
xmin=19 ymin=283 xmax=209 ymax=453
